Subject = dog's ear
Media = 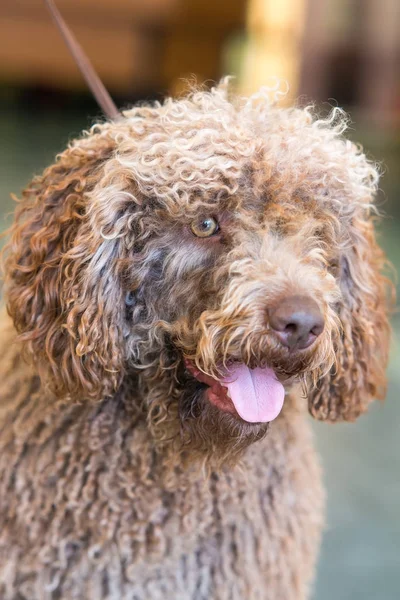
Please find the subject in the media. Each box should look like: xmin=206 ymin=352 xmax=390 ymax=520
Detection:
xmin=3 ymin=127 xmax=127 ymax=402
xmin=309 ymin=213 xmax=393 ymax=421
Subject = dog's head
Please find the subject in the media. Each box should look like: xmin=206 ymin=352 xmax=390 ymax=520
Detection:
xmin=3 ymin=84 xmax=392 ymax=461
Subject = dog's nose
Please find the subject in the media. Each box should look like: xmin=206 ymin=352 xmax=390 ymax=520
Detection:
xmin=269 ymin=295 xmax=324 ymax=350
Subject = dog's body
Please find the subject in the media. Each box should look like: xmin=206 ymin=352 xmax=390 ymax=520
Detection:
xmin=0 ymin=319 xmax=323 ymax=599
xmin=0 ymin=84 xmax=391 ymax=599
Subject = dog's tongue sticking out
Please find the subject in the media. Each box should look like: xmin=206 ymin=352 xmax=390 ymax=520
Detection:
xmin=222 ymin=365 xmax=285 ymax=423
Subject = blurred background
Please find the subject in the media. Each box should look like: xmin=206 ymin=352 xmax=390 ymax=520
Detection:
xmin=0 ymin=0 xmax=398 ymax=598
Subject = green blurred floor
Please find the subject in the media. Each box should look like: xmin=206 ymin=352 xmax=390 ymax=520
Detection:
xmin=0 ymin=103 xmax=399 ymax=600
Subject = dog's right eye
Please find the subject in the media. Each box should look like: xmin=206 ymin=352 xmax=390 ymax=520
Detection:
xmin=190 ymin=217 xmax=220 ymax=238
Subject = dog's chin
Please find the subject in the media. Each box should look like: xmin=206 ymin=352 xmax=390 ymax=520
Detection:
xmin=176 ymin=361 xmax=299 ymax=463
xmin=178 ymin=379 xmax=270 ymax=454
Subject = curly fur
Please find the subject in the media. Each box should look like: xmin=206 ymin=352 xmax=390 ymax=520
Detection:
xmin=0 ymin=81 xmax=392 ymax=599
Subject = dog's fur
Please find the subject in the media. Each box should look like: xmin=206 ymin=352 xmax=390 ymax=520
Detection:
xmin=0 ymin=82 xmax=391 ymax=599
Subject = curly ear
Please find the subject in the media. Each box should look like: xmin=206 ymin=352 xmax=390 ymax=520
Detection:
xmin=309 ymin=213 xmax=393 ymax=422
xmin=2 ymin=125 xmax=127 ymax=402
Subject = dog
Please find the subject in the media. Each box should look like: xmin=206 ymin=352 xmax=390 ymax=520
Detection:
xmin=0 ymin=81 xmax=391 ymax=599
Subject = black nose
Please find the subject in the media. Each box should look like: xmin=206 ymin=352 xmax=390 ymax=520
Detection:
xmin=269 ymin=295 xmax=324 ymax=350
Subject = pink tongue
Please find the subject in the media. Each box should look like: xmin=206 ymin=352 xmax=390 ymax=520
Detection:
xmin=222 ymin=365 xmax=285 ymax=423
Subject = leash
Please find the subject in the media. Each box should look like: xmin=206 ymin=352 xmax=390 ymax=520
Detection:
xmin=43 ymin=0 xmax=121 ymax=120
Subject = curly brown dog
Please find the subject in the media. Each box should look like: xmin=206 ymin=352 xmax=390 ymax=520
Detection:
xmin=0 ymin=82 xmax=391 ymax=599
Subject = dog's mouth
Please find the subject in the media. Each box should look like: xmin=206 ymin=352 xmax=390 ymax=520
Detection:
xmin=185 ymin=360 xmax=285 ymax=424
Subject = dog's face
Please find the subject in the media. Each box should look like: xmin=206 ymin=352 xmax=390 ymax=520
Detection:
xmin=4 ymin=85 xmax=391 ymax=461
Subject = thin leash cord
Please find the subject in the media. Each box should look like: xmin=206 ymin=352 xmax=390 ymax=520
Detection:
xmin=43 ymin=0 xmax=121 ymax=120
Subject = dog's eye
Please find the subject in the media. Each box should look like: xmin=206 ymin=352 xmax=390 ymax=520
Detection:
xmin=190 ymin=216 xmax=219 ymax=238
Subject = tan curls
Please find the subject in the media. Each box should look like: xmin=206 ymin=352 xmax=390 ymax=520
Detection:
xmin=309 ymin=213 xmax=393 ymax=421
xmin=2 ymin=125 xmax=126 ymax=402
